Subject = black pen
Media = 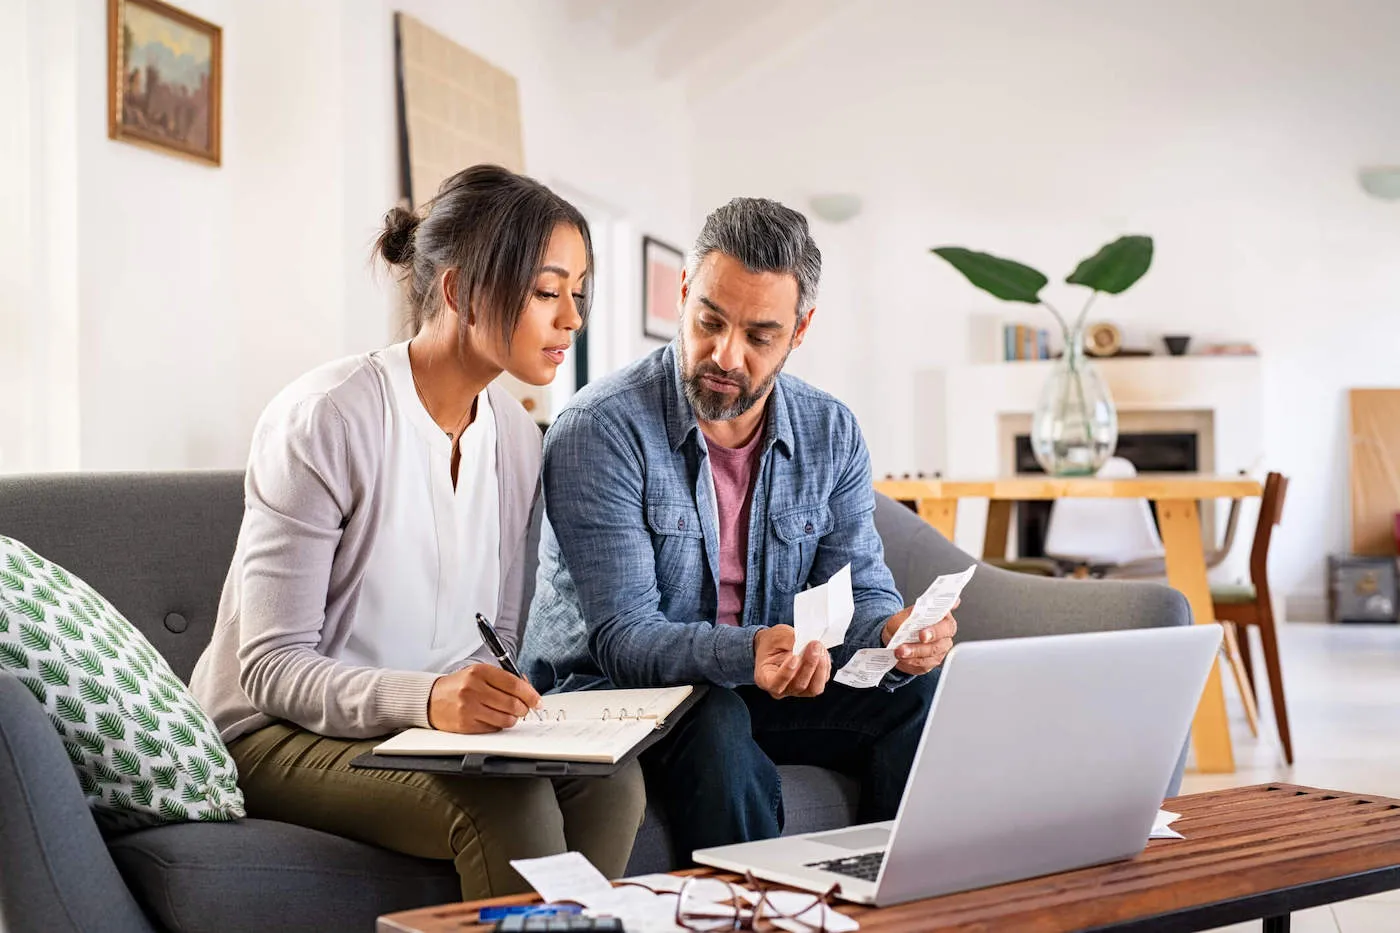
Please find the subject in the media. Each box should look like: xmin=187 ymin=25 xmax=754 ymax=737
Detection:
xmin=475 ymin=613 xmax=524 ymax=679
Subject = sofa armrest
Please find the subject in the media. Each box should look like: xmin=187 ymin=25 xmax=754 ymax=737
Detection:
xmin=874 ymin=494 xmax=1193 ymax=796
xmin=0 ymin=673 xmax=156 ymax=933
xmin=875 ymin=494 xmax=1192 ymax=639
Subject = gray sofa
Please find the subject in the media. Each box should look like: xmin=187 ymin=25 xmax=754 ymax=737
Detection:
xmin=0 ymin=471 xmax=1191 ymax=933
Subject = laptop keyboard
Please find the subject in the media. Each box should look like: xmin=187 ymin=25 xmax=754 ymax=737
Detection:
xmin=805 ymin=851 xmax=885 ymax=882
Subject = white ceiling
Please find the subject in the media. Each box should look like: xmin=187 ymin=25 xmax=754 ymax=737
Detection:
xmin=565 ymin=0 xmax=860 ymax=102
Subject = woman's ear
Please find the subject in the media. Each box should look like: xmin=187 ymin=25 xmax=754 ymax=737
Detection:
xmin=440 ymin=268 xmax=475 ymax=327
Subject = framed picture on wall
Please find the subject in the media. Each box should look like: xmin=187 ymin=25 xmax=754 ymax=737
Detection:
xmin=108 ymin=0 xmax=222 ymax=166
xmin=642 ymin=236 xmax=685 ymax=342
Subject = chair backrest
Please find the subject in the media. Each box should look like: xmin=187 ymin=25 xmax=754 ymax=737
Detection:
xmin=1042 ymin=457 xmax=1165 ymax=565
xmin=1249 ymin=472 xmax=1288 ymax=600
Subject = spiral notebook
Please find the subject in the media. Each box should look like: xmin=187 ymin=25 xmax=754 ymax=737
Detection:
xmin=370 ymin=686 xmax=695 ymax=765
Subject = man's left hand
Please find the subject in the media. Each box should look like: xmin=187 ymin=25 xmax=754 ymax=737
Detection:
xmin=880 ymin=600 xmax=958 ymax=676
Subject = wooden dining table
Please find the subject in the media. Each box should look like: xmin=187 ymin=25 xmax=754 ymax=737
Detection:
xmin=874 ymin=474 xmax=1264 ymax=774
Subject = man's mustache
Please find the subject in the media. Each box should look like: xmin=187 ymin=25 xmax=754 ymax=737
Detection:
xmin=693 ymin=364 xmax=748 ymax=391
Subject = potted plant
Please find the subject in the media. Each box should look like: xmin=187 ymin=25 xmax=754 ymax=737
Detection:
xmin=932 ymin=236 xmax=1154 ymax=476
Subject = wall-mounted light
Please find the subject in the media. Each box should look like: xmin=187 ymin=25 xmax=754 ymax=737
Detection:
xmin=1358 ymin=166 xmax=1400 ymax=201
xmin=809 ymin=193 xmax=863 ymax=223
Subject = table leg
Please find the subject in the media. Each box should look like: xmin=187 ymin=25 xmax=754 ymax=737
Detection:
xmin=983 ymin=500 xmax=1012 ymax=561
xmin=1263 ymin=915 xmax=1290 ymax=933
xmin=1157 ymin=499 xmax=1235 ymax=773
xmin=917 ymin=498 xmax=958 ymax=541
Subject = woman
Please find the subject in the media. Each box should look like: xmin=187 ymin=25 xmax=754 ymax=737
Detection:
xmin=190 ymin=164 xmax=644 ymax=899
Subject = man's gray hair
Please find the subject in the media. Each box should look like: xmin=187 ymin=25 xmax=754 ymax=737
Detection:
xmin=686 ymin=198 xmax=822 ymax=313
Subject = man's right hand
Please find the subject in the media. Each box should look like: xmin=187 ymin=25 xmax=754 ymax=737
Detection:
xmin=753 ymin=625 xmax=831 ymax=700
xmin=427 ymin=663 xmax=542 ymax=734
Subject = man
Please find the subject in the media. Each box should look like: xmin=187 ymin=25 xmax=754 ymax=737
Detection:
xmin=521 ymin=197 xmax=956 ymax=861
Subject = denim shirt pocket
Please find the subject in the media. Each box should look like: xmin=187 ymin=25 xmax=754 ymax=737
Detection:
xmin=769 ymin=503 xmax=834 ymax=593
xmin=645 ymin=499 xmax=706 ymax=595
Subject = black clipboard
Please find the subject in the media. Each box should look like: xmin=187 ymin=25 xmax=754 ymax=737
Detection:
xmin=348 ymin=685 xmax=708 ymax=778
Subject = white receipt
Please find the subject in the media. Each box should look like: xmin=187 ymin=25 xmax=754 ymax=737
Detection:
xmin=793 ymin=563 xmax=855 ymax=651
xmin=509 ymin=852 xmax=613 ymax=906
xmin=833 ymin=564 xmax=976 ymax=689
xmin=1150 ymin=809 xmax=1183 ymax=840
xmin=833 ymin=648 xmax=898 ymax=688
xmin=889 ymin=564 xmax=976 ymax=649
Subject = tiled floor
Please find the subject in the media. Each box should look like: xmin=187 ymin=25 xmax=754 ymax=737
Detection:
xmin=1178 ymin=622 xmax=1400 ymax=933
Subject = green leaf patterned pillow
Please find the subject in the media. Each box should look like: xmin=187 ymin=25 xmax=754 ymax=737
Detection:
xmin=0 ymin=535 xmax=244 ymax=832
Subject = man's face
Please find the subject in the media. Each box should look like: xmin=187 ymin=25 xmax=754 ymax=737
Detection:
xmin=677 ymin=251 xmax=814 ymax=422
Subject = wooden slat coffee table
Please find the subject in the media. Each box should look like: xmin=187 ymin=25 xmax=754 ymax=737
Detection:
xmin=379 ymin=784 xmax=1400 ymax=933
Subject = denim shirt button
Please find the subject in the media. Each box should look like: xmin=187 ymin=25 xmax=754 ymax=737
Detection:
xmin=804 ymin=521 xmax=814 ymax=534
xmin=677 ymin=518 xmax=685 ymax=530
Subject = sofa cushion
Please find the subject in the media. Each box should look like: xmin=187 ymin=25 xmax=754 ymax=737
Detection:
xmin=109 ymin=818 xmax=460 ymax=933
xmin=0 ymin=536 xmax=244 ymax=832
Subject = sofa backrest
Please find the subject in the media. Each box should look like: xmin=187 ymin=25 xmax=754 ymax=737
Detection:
xmin=0 ymin=471 xmax=951 ymax=684
xmin=0 ymin=472 xmax=245 ymax=682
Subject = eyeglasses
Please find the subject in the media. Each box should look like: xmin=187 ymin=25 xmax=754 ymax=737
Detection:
xmin=671 ymin=871 xmax=842 ymax=932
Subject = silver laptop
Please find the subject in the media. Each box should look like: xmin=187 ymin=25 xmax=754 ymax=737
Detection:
xmin=692 ymin=623 xmax=1223 ymax=906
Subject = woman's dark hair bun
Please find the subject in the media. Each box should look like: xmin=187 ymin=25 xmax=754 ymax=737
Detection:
xmin=375 ymin=204 xmax=420 ymax=267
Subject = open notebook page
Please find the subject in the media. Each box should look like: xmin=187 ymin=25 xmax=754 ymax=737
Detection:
xmin=534 ymin=685 xmax=693 ymax=722
xmin=373 ymin=718 xmax=658 ymax=763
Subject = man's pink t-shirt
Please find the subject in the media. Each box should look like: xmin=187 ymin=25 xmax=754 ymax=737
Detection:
xmin=707 ymin=430 xmax=764 ymax=626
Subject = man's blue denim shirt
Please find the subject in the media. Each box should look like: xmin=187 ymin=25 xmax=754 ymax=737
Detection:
xmin=520 ymin=343 xmax=907 ymax=694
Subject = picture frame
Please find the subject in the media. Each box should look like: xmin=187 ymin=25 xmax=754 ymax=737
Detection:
xmin=108 ymin=0 xmax=222 ymax=166
xmin=642 ymin=235 xmax=685 ymax=342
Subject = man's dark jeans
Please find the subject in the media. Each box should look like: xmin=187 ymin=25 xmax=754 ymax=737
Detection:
xmin=640 ymin=674 xmax=940 ymax=864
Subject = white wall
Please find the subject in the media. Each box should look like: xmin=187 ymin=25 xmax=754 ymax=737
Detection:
xmin=687 ymin=0 xmax=1400 ymax=612
xmin=11 ymin=0 xmax=691 ymax=473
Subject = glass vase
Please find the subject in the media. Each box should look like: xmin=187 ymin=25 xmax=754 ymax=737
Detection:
xmin=1030 ymin=323 xmax=1118 ymax=476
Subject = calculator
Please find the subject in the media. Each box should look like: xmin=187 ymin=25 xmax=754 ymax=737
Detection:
xmin=493 ymin=915 xmax=623 ymax=932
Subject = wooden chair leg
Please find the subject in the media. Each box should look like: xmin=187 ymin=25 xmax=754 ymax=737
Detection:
xmin=1255 ymin=601 xmax=1295 ymax=765
xmin=1234 ymin=622 xmax=1257 ymax=703
xmin=1222 ymin=623 xmax=1260 ymax=738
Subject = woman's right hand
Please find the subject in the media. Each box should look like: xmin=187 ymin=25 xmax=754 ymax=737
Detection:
xmin=427 ymin=664 xmax=542 ymax=733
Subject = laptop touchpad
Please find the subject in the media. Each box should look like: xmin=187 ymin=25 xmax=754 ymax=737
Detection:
xmin=806 ymin=827 xmax=891 ymax=850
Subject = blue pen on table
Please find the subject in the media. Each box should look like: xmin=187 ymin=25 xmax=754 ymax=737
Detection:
xmin=477 ymin=904 xmax=583 ymax=921
xmin=475 ymin=612 xmax=525 ymax=679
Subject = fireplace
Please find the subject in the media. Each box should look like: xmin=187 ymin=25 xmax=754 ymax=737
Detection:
xmin=1012 ymin=432 xmax=1201 ymax=558
xmin=996 ymin=408 xmax=1216 ymax=558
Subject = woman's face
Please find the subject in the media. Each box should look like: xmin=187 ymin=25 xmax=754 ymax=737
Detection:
xmin=499 ymin=223 xmax=589 ymax=387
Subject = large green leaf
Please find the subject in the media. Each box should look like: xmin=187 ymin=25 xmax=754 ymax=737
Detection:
xmin=14 ymin=598 xmax=45 ymax=626
xmin=159 ymin=799 xmax=190 ymax=822
xmin=151 ymin=764 xmax=179 ymax=790
xmin=75 ymin=729 xmax=107 ymax=756
xmin=20 ymin=622 xmax=51 ymax=652
xmin=56 ymin=695 xmax=87 ymax=724
xmin=132 ymin=780 xmax=154 ymax=808
xmin=80 ymin=677 xmax=111 ymax=706
xmin=0 ymin=569 xmax=24 ymax=591
xmin=0 ymin=644 xmax=29 ymax=669
xmin=17 ymin=675 xmax=46 ymax=705
xmin=55 ymin=614 xmax=83 ymax=642
xmin=171 ymin=722 xmax=198 ymax=748
xmin=39 ymin=660 xmax=70 ymax=687
xmin=114 ymin=748 xmax=143 ymax=777
xmin=97 ymin=711 xmax=126 ymax=742
xmin=1065 ymin=235 xmax=1154 ymax=294
xmin=137 ymin=733 xmax=168 ymax=760
xmin=931 ymin=247 xmax=1047 ymax=303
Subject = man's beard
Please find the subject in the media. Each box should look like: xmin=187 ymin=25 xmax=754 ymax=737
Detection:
xmin=678 ymin=327 xmax=792 ymax=422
